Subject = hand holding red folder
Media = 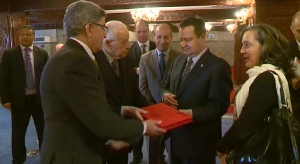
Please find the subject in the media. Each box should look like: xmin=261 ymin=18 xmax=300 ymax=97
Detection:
xmin=141 ymin=103 xmax=193 ymax=130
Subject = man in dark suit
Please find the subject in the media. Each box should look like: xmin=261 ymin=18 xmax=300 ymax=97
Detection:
xmin=39 ymin=1 xmax=165 ymax=164
xmin=161 ymin=17 xmax=232 ymax=164
xmin=128 ymin=19 xmax=156 ymax=164
xmin=93 ymin=20 xmax=152 ymax=164
xmin=289 ymin=10 xmax=300 ymax=121
xmin=139 ymin=23 xmax=181 ymax=164
xmin=128 ymin=19 xmax=156 ymax=76
xmin=0 ymin=25 xmax=48 ymax=164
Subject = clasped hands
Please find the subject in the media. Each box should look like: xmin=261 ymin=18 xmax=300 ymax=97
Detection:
xmin=217 ymin=151 xmax=227 ymax=164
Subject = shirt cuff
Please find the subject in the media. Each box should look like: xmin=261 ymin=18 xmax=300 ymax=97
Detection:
xmin=142 ymin=122 xmax=146 ymax=135
xmin=120 ymin=106 xmax=125 ymax=117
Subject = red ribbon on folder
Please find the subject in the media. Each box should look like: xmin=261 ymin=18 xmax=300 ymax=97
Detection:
xmin=141 ymin=103 xmax=193 ymax=130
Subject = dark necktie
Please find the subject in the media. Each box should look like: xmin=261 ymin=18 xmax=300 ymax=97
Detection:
xmin=141 ymin=44 xmax=146 ymax=54
xmin=180 ymin=57 xmax=193 ymax=85
xmin=111 ymin=59 xmax=120 ymax=76
xmin=159 ymin=53 xmax=166 ymax=78
xmin=24 ymin=48 xmax=34 ymax=90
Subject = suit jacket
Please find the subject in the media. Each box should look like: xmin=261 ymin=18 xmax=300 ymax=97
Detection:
xmin=139 ymin=48 xmax=181 ymax=103
xmin=0 ymin=45 xmax=48 ymax=109
xmin=289 ymin=40 xmax=300 ymax=121
xmin=40 ymin=39 xmax=144 ymax=164
xmin=161 ymin=48 xmax=233 ymax=157
xmin=128 ymin=40 xmax=156 ymax=68
xmin=289 ymin=39 xmax=300 ymax=60
xmin=94 ymin=50 xmax=151 ymax=114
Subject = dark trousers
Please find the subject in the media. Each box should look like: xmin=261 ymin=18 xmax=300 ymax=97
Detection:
xmin=132 ymin=136 xmax=144 ymax=161
xmin=102 ymin=146 xmax=128 ymax=164
xmin=149 ymin=135 xmax=168 ymax=164
xmin=11 ymin=95 xmax=44 ymax=164
xmin=170 ymin=148 xmax=215 ymax=164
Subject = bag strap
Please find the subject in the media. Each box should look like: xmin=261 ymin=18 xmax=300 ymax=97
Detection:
xmin=270 ymin=71 xmax=300 ymax=163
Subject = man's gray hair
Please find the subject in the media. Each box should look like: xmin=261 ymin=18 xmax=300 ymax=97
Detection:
xmin=104 ymin=20 xmax=128 ymax=41
xmin=63 ymin=0 xmax=106 ymax=38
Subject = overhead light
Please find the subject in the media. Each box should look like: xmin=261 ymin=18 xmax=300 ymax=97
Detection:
xmin=227 ymin=24 xmax=237 ymax=33
xmin=235 ymin=6 xmax=253 ymax=25
xmin=131 ymin=8 xmax=159 ymax=22
xmin=205 ymin=23 xmax=212 ymax=32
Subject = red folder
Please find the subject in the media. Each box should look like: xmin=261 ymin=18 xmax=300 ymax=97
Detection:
xmin=141 ymin=103 xmax=193 ymax=130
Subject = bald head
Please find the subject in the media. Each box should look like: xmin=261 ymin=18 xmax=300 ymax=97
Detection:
xmin=154 ymin=23 xmax=173 ymax=52
xmin=154 ymin=23 xmax=172 ymax=37
xmin=134 ymin=20 xmax=149 ymax=43
xmin=291 ymin=11 xmax=300 ymax=42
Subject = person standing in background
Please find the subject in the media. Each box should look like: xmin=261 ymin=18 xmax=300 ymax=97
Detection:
xmin=128 ymin=19 xmax=156 ymax=164
xmin=161 ymin=16 xmax=232 ymax=164
xmin=39 ymin=1 xmax=165 ymax=164
xmin=139 ymin=23 xmax=181 ymax=164
xmin=289 ymin=10 xmax=300 ymax=121
xmin=94 ymin=20 xmax=152 ymax=164
xmin=0 ymin=25 xmax=49 ymax=164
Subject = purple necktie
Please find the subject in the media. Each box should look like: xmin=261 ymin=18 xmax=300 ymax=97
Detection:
xmin=24 ymin=48 xmax=34 ymax=90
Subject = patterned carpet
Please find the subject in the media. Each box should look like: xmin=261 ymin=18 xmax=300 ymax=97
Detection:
xmin=0 ymin=105 xmax=233 ymax=164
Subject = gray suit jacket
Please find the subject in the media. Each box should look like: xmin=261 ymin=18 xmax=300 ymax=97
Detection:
xmin=139 ymin=48 xmax=181 ymax=103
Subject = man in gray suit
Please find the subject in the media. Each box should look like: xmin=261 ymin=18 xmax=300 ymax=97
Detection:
xmin=139 ymin=23 xmax=181 ymax=164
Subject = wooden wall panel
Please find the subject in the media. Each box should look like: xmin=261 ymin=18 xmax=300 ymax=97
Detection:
xmin=0 ymin=13 xmax=10 ymax=62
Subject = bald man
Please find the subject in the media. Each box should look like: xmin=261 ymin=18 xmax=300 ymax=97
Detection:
xmin=289 ymin=11 xmax=300 ymax=121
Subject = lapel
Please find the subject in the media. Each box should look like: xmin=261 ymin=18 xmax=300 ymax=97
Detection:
xmin=134 ymin=43 xmax=142 ymax=56
xmin=176 ymin=49 xmax=211 ymax=97
xmin=32 ymin=45 xmax=40 ymax=70
xmin=162 ymin=49 xmax=180 ymax=82
xmin=119 ymin=58 xmax=128 ymax=102
xmin=15 ymin=46 xmax=26 ymax=75
xmin=150 ymin=50 xmax=162 ymax=81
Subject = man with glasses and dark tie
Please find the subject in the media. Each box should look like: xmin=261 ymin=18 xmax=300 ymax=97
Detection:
xmin=94 ymin=20 xmax=153 ymax=164
xmin=0 ymin=25 xmax=49 ymax=164
xmin=39 ymin=1 xmax=165 ymax=164
xmin=139 ymin=23 xmax=181 ymax=164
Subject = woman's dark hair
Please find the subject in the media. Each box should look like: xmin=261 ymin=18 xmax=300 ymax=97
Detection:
xmin=240 ymin=24 xmax=294 ymax=78
xmin=179 ymin=16 xmax=206 ymax=38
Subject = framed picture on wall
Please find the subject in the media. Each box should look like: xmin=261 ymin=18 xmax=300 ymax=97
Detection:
xmin=207 ymin=31 xmax=216 ymax=40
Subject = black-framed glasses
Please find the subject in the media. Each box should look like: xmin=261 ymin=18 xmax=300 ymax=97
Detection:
xmin=93 ymin=23 xmax=108 ymax=34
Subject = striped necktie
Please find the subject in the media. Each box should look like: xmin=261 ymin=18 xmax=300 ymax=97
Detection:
xmin=24 ymin=48 xmax=34 ymax=90
xmin=180 ymin=57 xmax=193 ymax=86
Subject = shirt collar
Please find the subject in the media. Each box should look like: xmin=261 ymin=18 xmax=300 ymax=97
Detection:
xmin=156 ymin=47 xmax=170 ymax=56
xmin=70 ymin=37 xmax=95 ymax=60
xmin=102 ymin=48 xmax=114 ymax=64
xmin=189 ymin=47 xmax=208 ymax=63
xmin=20 ymin=44 xmax=33 ymax=51
xmin=137 ymin=40 xmax=150 ymax=48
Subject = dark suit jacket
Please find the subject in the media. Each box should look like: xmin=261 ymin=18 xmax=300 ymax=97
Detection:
xmin=161 ymin=48 xmax=232 ymax=157
xmin=289 ymin=40 xmax=300 ymax=121
xmin=139 ymin=48 xmax=181 ymax=103
xmin=40 ymin=39 xmax=144 ymax=164
xmin=0 ymin=45 xmax=48 ymax=109
xmin=128 ymin=40 xmax=156 ymax=68
xmin=93 ymin=50 xmax=151 ymax=114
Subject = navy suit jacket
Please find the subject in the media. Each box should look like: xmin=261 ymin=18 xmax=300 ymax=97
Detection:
xmin=161 ymin=48 xmax=233 ymax=157
xmin=93 ymin=50 xmax=151 ymax=114
xmin=0 ymin=45 xmax=48 ymax=109
xmin=40 ymin=39 xmax=144 ymax=164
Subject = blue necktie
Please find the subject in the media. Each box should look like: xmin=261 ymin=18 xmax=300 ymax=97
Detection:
xmin=24 ymin=48 xmax=34 ymax=90
xmin=159 ymin=53 xmax=166 ymax=78
xmin=180 ymin=57 xmax=193 ymax=86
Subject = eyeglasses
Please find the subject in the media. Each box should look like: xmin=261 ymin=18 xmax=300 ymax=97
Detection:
xmin=93 ymin=23 xmax=108 ymax=34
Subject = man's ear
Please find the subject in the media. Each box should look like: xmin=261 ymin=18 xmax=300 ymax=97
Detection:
xmin=104 ymin=39 xmax=112 ymax=49
xmin=290 ymin=26 xmax=294 ymax=33
xmin=85 ymin=23 xmax=93 ymax=38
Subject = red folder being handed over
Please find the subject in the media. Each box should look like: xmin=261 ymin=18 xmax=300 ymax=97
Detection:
xmin=141 ymin=103 xmax=193 ymax=130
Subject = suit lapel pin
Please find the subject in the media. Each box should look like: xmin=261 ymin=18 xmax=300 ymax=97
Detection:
xmin=201 ymin=64 xmax=204 ymax=67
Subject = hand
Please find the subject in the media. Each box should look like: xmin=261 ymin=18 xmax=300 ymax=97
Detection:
xmin=3 ymin=103 xmax=11 ymax=111
xmin=163 ymin=93 xmax=178 ymax=108
xmin=217 ymin=151 xmax=227 ymax=164
xmin=107 ymin=140 xmax=129 ymax=150
xmin=144 ymin=120 xmax=166 ymax=136
xmin=179 ymin=109 xmax=192 ymax=117
xmin=123 ymin=106 xmax=148 ymax=121
xmin=136 ymin=67 xmax=140 ymax=75
xmin=292 ymin=77 xmax=300 ymax=89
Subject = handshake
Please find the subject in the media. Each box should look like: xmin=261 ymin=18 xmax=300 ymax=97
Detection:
xmin=107 ymin=106 xmax=166 ymax=150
